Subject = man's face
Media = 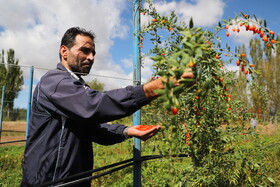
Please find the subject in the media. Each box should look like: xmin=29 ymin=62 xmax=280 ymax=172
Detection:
xmin=65 ymin=34 xmax=96 ymax=75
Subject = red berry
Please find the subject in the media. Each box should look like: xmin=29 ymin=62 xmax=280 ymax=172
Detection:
xmin=259 ymin=30 xmax=264 ymax=38
xmin=236 ymin=60 xmax=240 ymax=66
xmin=263 ymin=36 xmax=268 ymax=42
xmin=171 ymin=107 xmax=178 ymax=115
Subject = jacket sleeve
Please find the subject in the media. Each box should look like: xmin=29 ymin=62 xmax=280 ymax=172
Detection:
xmin=38 ymin=71 xmax=149 ymax=123
xmin=89 ymin=123 xmax=128 ymax=145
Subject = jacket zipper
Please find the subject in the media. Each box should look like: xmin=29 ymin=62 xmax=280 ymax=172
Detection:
xmin=52 ymin=116 xmax=66 ymax=183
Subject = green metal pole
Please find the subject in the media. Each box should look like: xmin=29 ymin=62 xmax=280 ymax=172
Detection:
xmin=0 ymin=86 xmax=5 ymax=142
xmin=133 ymin=0 xmax=141 ymax=186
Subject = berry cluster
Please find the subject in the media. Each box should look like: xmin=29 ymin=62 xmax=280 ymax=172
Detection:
xmin=225 ymin=14 xmax=277 ymax=48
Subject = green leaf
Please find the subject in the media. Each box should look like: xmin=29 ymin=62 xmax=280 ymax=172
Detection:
xmin=253 ymin=163 xmax=260 ymax=168
xmin=150 ymin=55 xmax=163 ymax=61
xmin=168 ymin=59 xmax=180 ymax=67
xmin=195 ymin=48 xmax=203 ymax=57
xmin=267 ymin=177 xmax=275 ymax=184
xmin=189 ymin=17 xmax=194 ymax=29
xmin=264 ymin=19 xmax=267 ymax=27
xmin=248 ymin=176 xmax=252 ymax=183
xmin=253 ymin=14 xmax=258 ymax=22
xmin=154 ymin=89 xmax=167 ymax=95
xmin=179 ymin=78 xmax=195 ymax=85
xmin=168 ymin=69 xmax=175 ymax=76
xmin=174 ymin=84 xmax=185 ymax=94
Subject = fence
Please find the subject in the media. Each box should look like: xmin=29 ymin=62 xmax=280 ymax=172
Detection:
xmin=0 ymin=63 xmax=140 ymax=143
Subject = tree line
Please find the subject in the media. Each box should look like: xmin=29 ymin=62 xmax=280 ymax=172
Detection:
xmin=0 ymin=49 xmax=24 ymax=121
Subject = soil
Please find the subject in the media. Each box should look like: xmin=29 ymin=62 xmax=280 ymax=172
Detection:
xmin=0 ymin=121 xmax=26 ymax=146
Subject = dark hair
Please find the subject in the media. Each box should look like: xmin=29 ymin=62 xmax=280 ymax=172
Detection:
xmin=59 ymin=27 xmax=96 ymax=60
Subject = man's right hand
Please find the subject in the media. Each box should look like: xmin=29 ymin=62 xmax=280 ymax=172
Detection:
xmin=127 ymin=125 xmax=162 ymax=141
xmin=143 ymin=68 xmax=194 ymax=100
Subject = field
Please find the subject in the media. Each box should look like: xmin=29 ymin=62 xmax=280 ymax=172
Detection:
xmin=0 ymin=121 xmax=26 ymax=146
xmin=0 ymin=121 xmax=279 ymax=186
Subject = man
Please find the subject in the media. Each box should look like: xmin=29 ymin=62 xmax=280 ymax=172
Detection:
xmin=21 ymin=27 xmax=194 ymax=186
xmin=250 ymin=116 xmax=258 ymax=130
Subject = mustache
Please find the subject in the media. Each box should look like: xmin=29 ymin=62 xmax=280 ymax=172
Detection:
xmin=81 ymin=60 xmax=93 ymax=65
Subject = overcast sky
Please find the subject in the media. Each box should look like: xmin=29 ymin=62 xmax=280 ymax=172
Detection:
xmin=0 ymin=0 xmax=279 ymax=108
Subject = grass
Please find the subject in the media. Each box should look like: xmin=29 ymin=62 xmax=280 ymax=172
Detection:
xmin=0 ymin=132 xmax=279 ymax=186
xmin=0 ymin=146 xmax=24 ymax=187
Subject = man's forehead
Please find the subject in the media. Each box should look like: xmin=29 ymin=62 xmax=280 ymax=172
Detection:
xmin=75 ymin=35 xmax=94 ymax=47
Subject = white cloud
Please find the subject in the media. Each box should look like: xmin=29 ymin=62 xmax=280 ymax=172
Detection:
xmin=142 ymin=0 xmax=225 ymax=27
xmin=121 ymin=57 xmax=133 ymax=69
xmin=141 ymin=56 xmax=155 ymax=82
xmin=0 ymin=0 xmax=130 ymax=88
xmin=226 ymin=64 xmax=240 ymax=72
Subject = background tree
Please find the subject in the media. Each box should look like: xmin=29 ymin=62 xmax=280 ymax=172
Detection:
xmin=86 ymin=78 xmax=104 ymax=91
xmin=265 ymin=35 xmax=280 ymax=115
xmin=0 ymin=49 xmax=24 ymax=111
xmin=248 ymin=36 xmax=280 ymax=115
xmin=248 ymin=38 xmax=267 ymax=115
xmin=86 ymin=78 xmax=132 ymax=125
xmin=231 ymin=45 xmax=250 ymax=109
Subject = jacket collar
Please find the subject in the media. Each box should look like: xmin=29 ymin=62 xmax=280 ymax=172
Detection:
xmin=56 ymin=63 xmax=86 ymax=85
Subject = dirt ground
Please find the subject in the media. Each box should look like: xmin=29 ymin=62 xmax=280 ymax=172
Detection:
xmin=255 ymin=123 xmax=278 ymax=135
xmin=0 ymin=121 xmax=26 ymax=147
xmin=0 ymin=121 xmax=278 ymax=147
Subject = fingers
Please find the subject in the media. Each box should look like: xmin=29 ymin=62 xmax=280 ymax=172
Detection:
xmin=128 ymin=125 xmax=162 ymax=141
xmin=182 ymin=68 xmax=194 ymax=79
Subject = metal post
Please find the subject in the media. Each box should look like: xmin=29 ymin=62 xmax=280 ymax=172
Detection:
xmin=26 ymin=66 xmax=34 ymax=139
xmin=0 ymin=86 xmax=5 ymax=142
xmin=276 ymin=115 xmax=278 ymax=132
xmin=133 ymin=0 xmax=141 ymax=186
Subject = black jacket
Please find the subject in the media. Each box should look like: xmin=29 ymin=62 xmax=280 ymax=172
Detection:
xmin=21 ymin=63 xmax=149 ymax=186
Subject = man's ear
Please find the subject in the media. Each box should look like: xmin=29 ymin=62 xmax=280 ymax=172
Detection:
xmin=60 ymin=45 xmax=69 ymax=60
